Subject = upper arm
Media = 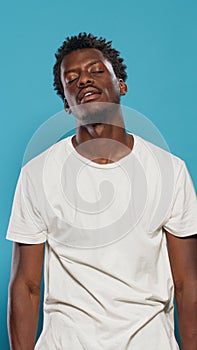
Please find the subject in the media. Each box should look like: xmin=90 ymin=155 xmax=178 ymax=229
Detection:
xmin=165 ymin=231 xmax=197 ymax=291
xmin=10 ymin=242 xmax=45 ymax=293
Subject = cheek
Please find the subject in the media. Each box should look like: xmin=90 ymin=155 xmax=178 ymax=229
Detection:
xmin=113 ymin=78 xmax=121 ymax=93
xmin=110 ymin=76 xmax=120 ymax=93
xmin=104 ymin=81 xmax=120 ymax=98
xmin=64 ymin=90 xmax=75 ymax=104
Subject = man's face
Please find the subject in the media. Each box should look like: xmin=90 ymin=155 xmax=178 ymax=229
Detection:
xmin=60 ymin=48 xmax=127 ymax=124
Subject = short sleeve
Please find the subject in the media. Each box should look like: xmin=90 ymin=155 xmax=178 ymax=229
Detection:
xmin=164 ymin=161 xmax=197 ymax=237
xmin=6 ymin=168 xmax=47 ymax=244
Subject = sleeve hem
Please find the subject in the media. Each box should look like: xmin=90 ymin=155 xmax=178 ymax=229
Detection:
xmin=164 ymin=228 xmax=197 ymax=238
xmin=6 ymin=231 xmax=47 ymax=244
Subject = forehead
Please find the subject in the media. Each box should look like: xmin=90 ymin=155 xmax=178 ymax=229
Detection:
xmin=61 ymin=48 xmax=111 ymax=71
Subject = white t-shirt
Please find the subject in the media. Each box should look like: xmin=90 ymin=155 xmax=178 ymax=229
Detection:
xmin=7 ymin=134 xmax=197 ymax=350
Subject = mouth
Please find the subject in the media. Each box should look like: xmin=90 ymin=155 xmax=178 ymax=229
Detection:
xmin=78 ymin=87 xmax=102 ymax=104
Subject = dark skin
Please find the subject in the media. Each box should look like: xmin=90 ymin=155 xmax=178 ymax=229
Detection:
xmin=60 ymin=48 xmax=134 ymax=164
xmin=165 ymin=232 xmax=197 ymax=350
xmin=8 ymin=243 xmax=44 ymax=350
xmin=8 ymin=48 xmax=197 ymax=350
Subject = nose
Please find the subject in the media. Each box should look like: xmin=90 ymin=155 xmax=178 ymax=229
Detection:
xmin=77 ymin=71 xmax=94 ymax=87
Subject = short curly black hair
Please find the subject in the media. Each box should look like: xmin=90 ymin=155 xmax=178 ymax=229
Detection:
xmin=53 ymin=32 xmax=127 ymax=100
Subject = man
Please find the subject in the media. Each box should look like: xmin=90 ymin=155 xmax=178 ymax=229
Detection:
xmin=7 ymin=33 xmax=197 ymax=349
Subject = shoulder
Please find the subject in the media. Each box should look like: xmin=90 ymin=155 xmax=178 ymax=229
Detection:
xmin=22 ymin=135 xmax=73 ymax=178
xmin=134 ymin=134 xmax=185 ymax=176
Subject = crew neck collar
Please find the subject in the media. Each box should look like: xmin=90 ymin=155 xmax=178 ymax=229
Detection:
xmin=67 ymin=133 xmax=137 ymax=169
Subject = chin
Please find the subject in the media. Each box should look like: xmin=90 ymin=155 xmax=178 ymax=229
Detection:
xmin=71 ymin=101 xmax=120 ymax=126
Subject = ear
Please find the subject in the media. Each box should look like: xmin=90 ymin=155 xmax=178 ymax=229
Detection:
xmin=118 ymin=79 xmax=128 ymax=96
xmin=64 ymin=98 xmax=71 ymax=114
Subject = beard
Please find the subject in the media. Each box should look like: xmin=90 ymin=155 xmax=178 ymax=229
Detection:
xmin=71 ymin=100 xmax=121 ymax=127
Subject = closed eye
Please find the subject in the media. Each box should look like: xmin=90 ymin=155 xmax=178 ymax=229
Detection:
xmin=91 ymin=70 xmax=104 ymax=74
xmin=66 ymin=77 xmax=78 ymax=85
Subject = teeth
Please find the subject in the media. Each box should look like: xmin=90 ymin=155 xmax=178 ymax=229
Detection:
xmin=84 ymin=92 xmax=93 ymax=97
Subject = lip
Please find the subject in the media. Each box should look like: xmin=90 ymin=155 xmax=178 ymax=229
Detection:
xmin=78 ymin=86 xmax=102 ymax=104
xmin=81 ymin=92 xmax=102 ymax=104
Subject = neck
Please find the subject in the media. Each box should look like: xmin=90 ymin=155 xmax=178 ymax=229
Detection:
xmin=72 ymin=113 xmax=134 ymax=164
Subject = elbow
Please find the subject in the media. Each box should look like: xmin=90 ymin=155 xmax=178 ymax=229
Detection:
xmin=25 ymin=280 xmax=41 ymax=297
xmin=8 ymin=277 xmax=41 ymax=307
xmin=174 ymin=280 xmax=197 ymax=305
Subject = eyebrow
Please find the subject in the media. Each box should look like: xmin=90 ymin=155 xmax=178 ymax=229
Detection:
xmin=63 ymin=60 xmax=102 ymax=76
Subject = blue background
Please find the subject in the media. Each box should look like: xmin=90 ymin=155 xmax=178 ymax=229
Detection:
xmin=1 ymin=0 xmax=196 ymax=348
